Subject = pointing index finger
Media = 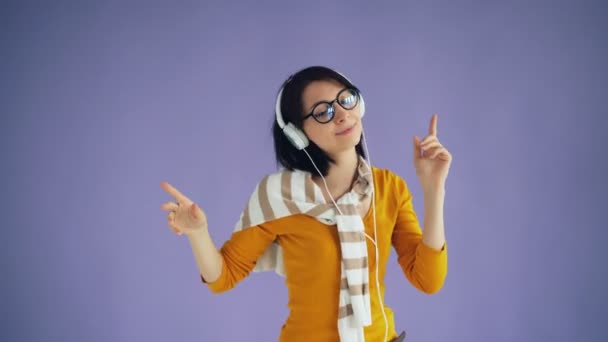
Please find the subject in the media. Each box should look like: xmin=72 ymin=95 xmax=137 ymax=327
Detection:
xmin=429 ymin=113 xmax=438 ymax=136
xmin=161 ymin=181 xmax=189 ymax=203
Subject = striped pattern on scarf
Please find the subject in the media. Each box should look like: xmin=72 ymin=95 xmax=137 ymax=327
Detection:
xmin=232 ymin=155 xmax=374 ymax=341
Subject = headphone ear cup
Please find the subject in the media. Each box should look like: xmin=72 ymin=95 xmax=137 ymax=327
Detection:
xmin=283 ymin=123 xmax=309 ymax=150
xmin=359 ymin=93 xmax=366 ymax=118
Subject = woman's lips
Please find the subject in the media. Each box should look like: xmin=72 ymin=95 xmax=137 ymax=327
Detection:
xmin=336 ymin=123 xmax=356 ymax=136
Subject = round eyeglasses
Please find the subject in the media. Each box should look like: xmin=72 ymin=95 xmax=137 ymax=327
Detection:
xmin=303 ymin=88 xmax=360 ymax=124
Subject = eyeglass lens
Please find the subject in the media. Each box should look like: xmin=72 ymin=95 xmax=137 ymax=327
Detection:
xmin=311 ymin=88 xmax=359 ymax=123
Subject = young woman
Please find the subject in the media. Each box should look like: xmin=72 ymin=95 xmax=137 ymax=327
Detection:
xmin=160 ymin=66 xmax=451 ymax=342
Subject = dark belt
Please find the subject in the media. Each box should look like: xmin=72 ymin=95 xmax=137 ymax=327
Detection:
xmin=388 ymin=330 xmax=406 ymax=342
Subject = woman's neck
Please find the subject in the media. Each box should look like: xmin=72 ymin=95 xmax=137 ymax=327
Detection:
xmin=312 ymin=149 xmax=359 ymax=200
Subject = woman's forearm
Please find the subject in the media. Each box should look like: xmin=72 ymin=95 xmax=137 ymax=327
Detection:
xmin=421 ymin=186 xmax=446 ymax=250
xmin=186 ymin=228 xmax=223 ymax=283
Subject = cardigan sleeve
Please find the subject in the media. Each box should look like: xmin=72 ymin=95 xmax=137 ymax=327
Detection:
xmin=202 ymin=222 xmax=279 ymax=294
xmin=390 ymin=172 xmax=448 ymax=294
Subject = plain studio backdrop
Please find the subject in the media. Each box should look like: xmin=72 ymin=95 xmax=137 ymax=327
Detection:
xmin=1 ymin=0 xmax=606 ymax=341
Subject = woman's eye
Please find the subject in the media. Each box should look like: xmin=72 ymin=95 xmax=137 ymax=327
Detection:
xmin=341 ymin=96 xmax=355 ymax=105
xmin=313 ymin=105 xmax=334 ymax=118
xmin=314 ymin=111 xmax=329 ymax=118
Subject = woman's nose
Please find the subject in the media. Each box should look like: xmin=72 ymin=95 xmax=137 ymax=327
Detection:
xmin=333 ymin=103 xmax=350 ymax=123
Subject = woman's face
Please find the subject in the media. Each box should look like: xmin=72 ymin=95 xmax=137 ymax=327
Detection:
xmin=300 ymin=79 xmax=363 ymax=158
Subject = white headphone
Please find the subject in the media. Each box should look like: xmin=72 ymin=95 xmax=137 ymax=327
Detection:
xmin=274 ymin=69 xmax=366 ymax=150
xmin=274 ymin=68 xmax=390 ymax=341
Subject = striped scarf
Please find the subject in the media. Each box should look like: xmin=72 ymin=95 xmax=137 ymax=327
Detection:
xmin=232 ymin=155 xmax=374 ymax=341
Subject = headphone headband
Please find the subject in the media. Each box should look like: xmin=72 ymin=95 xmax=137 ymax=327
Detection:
xmin=274 ymin=86 xmax=288 ymax=129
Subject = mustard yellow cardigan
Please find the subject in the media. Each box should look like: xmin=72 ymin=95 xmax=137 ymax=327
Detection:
xmin=202 ymin=167 xmax=448 ymax=341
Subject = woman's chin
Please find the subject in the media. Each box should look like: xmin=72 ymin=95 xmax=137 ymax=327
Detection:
xmin=341 ymin=129 xmax=362 ymax=146
xmin=331 ymin=137 xmax=362 ymax=154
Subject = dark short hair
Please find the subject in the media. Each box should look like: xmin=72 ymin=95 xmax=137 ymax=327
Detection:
xmin=272 ymin=66 xmax=366 ymax=176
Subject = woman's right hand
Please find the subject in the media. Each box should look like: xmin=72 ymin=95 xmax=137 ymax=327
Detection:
xmin=160 ymin=181 xmax=208 ymax=236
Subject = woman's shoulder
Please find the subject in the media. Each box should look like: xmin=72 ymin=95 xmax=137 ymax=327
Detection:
xmin=371 ymin=166 xmax=406 ymax=185
xmin=370 ymin=166 xmax=413 ymax=202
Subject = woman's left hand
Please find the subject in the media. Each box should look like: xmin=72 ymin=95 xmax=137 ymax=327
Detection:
xmin=413 ymin=114 xmax=453 ymax=192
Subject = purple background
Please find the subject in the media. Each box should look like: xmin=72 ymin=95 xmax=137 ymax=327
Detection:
xmin=3 ymin=0 xmax=607 ymax=341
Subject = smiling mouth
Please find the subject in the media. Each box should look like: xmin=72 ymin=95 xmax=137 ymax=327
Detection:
xmin=336 ymin=123 xmax=357 ymax=135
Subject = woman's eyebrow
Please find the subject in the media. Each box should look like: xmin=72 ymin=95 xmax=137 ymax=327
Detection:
xmin=307 ymin=89 xmax=343 ymax=113
xmin=307 ymin=99 xmax=328 ymax=113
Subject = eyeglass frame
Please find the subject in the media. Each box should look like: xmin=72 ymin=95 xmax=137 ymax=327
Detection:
xmin=302 ymin=87 xmax=360 ymax=124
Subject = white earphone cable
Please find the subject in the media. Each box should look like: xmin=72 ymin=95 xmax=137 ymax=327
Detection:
xmin=361 ymin=128 xmax=389 ymax=342
xmin=301 ymin=128 xmax=389 ymax=341
xmin=276 ymin=71 xmax=388 ymax=340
